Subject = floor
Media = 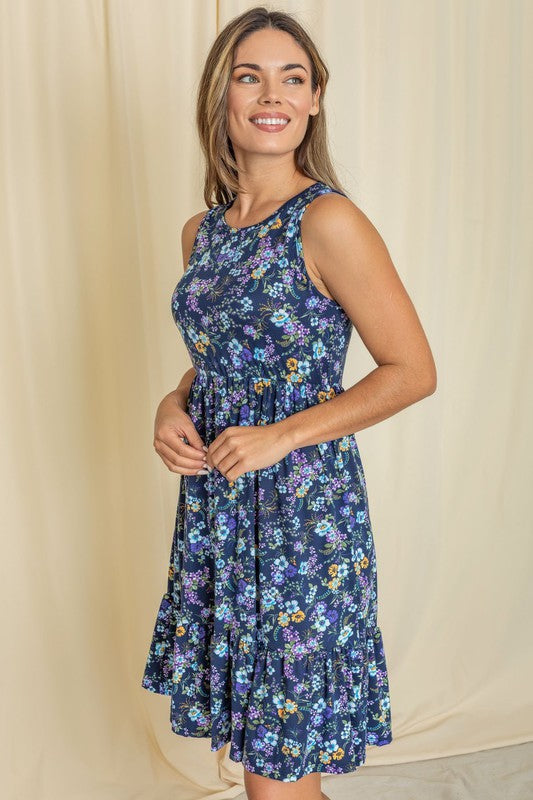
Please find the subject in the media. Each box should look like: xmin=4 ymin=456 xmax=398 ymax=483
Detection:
xmin=231 ymin=741 xmax=533 ymax=800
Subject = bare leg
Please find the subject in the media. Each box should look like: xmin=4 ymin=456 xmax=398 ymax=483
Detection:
xmin=243 ymin=768 xmax=333 ymax=800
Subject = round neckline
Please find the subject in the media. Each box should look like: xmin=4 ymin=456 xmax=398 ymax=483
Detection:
xmin=220 ymin=181 xmax=323 ymax=232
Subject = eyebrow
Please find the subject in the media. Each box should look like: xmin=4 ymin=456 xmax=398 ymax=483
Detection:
xmin=232 ymin=62 xmax=308 ymax=73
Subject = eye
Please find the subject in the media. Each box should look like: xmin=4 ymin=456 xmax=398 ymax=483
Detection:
xmin=235 ymin=73 xmax=305 ymax=85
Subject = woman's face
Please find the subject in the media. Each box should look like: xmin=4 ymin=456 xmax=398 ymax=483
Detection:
xmin=226 ymin=28 xmax=320 ymax=162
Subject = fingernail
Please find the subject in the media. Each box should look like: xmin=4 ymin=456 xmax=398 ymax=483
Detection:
xmin=196 ymin=469 xmax=209 ymax=475
xmin=202 ymin=445 xmax=208 ymax=451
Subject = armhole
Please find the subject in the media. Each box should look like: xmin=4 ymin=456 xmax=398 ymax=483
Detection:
xmin=183 ymin=209 xmax=210 ymax=272
xmin=293 ymin=188 xmax=348 ymax=309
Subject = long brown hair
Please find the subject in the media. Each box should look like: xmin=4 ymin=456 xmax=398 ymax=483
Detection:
xmin=196 ymin=5 xmax=346 ymax=207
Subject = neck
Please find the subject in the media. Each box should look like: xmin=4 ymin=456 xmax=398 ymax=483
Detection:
xmin=230 ymin=151 xmax=311 ymax=216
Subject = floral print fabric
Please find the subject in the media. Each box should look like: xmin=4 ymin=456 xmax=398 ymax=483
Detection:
xmin=141 ymin=181 xmax=393 ymax=781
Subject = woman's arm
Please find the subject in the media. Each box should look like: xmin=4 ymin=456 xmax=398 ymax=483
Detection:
xmin=276 ymin=193 xmax=437 ymax=451
xmin=173 ymin=366 xmax=197 ymax=411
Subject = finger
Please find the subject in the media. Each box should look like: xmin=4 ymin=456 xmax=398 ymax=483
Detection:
xmin=159 ymin=453 xmax=208 ymax=476
xmin=208 ymin=436 xmax=231 ymax=464
xmin=179 ymin=426 xmax=207 ymax=454
xmin=155 ymin=438 xmax=207 ymax=470
xmin=160 ymin=425 xmax=205 ymax=454
xmin=175 ymin=439 xmax=209 ymax=462
xmin=208 ymin=428 xmax=243 ymax=463
xmin=179 ymin=439 xmax=208 ymax=459
xmin=154 ymin=432 xmax=205 ymax=462
xmin=213 ymin=448 xmax=241 ymax=478
xmin=166 ymin=430 xmax=207 ymax=458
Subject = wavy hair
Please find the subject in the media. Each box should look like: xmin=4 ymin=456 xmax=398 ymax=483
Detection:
xmin=196 ymin=5 xmax=346 ymax=206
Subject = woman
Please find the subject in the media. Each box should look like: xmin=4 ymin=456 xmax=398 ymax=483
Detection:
xmin=142 ymin=6 xmax=436 ymax=797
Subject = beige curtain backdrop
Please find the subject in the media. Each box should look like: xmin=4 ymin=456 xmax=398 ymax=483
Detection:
xmin=1 ymin=1 xmax=532 ymax=798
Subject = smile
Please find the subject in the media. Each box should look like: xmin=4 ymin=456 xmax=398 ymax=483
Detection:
xmin=250 ymin=117 xmax=290 ymax=131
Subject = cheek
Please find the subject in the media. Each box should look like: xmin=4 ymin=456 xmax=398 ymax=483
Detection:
xmin=226 ymin=85 xmax=251 ymax=114
xmin=225 ymin=91 xmax=237 ymax=116
xmin=294 ymin=94 xmax=315 ymax=115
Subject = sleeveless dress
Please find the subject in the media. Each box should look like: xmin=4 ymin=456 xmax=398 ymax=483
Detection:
xmin=141 ymin=181 xmax=393 ymax=782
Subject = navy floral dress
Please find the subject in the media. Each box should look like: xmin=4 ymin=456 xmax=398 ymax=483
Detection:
xmin=141 ymin=181 xmax=393 ymax=782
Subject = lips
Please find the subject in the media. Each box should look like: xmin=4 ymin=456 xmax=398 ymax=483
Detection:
xmin=249 ymin=112 xmax=290 ymax=122
xmin=249 ymin=113 xmax=291 ymax=132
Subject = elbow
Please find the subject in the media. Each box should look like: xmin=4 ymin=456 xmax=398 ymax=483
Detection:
xmin=420 ymin=363 xmax=437 ymax=397
xmin=415 ymin=348 xmax=437 ymax=397
xmin=388 ymin=360 xmax=437 ymax=402
xmin=404 ymin=361 xmax=437 ymax=399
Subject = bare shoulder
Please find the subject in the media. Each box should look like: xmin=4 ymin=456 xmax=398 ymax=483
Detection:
xmin=299 ymin=193 xmax=388 ymax=307
xmin=300 ymin=191 xmax=397 ymax=286
xmin=181 ymin=209 xmax=208 ymax=271
xmin=301 ymin=191 xmax=385 ymax=250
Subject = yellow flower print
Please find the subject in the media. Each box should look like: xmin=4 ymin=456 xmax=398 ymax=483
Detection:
xmin=175 ymin=625 xmax=185 ymax=637
xmin=278 ymin=611 xmax=291 ymax=627
xmin=194 ymin=332 xmax=210 ymax=353
xmin=239 ymin=636 xmax=253 ymax=655
xmin=286 ymin=357 xmax=298 ymax=371
xmin=327 ymin=576 xmax=342 ymax=591
xmin=251 ymin=265 xmax=267 ymax=279
xmin=328 ymin=564 xmax=339 ymax=577
xmin=254 ymin=378 xmax=272 ymax=395
xmin=295 ymin=485 xmax=309 ymax=498
xmin=285 ymin=371 xmax=303 ymax=385
xmin=281 ymin=742 xmax=302 ymax=757
xmin=317 ymin=387 xmax=337 ymax=403
xmin=360 ymin=556 xmax=369 ymax=569
xmin=259 ymin=217 xmax=282 ymax=236
xmin=291 ymin=609 xmax=305 ymax=623
xmin=168 ymin=565 xmax=174 ymax=579
xmin=277 ymin=698 xmax=298 ymax=720
xmin=319 ymin=745 xmax=345 ymax=765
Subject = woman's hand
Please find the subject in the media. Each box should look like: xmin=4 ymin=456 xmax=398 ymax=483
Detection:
xmin=204 ymin=423 xmax=292 ymax=483
xmin=153 ymin=390 xmax=209 ymax=476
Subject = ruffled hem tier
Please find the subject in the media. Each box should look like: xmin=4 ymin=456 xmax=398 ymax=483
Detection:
xmin=141 ymin=592 xmax=393 ymax=781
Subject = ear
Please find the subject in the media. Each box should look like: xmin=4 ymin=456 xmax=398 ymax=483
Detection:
xmin=310 ymin=84 xmax=321 ymax=116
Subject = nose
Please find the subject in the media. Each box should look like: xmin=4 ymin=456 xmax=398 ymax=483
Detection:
xmin=259 ymin=79 xmax=282 ymax=104
xmin=259 ymin=95 xmax=282 ymax=107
